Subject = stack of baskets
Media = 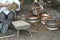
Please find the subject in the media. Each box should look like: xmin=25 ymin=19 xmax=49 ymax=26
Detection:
xmin=41 ymin=14 xmax=51 ymax=25
xmin=28 ymin=16 xmax=40 ymax=23
xmin=46 ymin=19 xmax=58 ymax=30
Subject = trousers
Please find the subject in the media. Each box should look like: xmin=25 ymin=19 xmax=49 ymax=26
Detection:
xmin=0 ymin=11 xmax=14 ymax=34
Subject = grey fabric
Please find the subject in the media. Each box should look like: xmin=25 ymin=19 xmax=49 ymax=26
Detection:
xmin=0 ymin=11 xmax=14 ymax=34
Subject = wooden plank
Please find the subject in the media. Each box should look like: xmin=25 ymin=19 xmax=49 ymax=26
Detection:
xmin=0 ymin=35 xmax=15 ymax=39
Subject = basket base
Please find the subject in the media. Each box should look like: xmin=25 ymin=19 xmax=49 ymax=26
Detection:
xmin=45 ymin=26 xmax=59 ymax=30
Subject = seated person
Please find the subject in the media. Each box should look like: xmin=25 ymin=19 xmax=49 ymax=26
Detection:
xmin=0 ymin=0 xmax=20 ymax=34
xmin=30 ymin=3 xmax=42 ymax=17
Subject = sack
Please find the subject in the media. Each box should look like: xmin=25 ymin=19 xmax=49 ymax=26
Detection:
xmin=7 ymin=3 xmax=18 ymax=11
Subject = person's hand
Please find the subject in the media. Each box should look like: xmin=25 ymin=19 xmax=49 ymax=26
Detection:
xmin=12 ymin=2 xmax=16 ymax=4
xmin=12 ymin=2 xmax=17 ymax=5
xmin=8 ymin=2 xmax=17 ymax=6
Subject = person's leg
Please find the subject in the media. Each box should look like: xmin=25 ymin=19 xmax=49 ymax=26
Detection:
xmin=0 ymin=12 xmax=7 ymax=34
xmin=1 ymin=11 xmax=14 ymax=34
xmin=7 ymin=11 xmax=14 ymax=21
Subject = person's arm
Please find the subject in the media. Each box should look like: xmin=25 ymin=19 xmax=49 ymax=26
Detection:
xmin=0 ymin=3 xmax=9 ymax=7
xmin=13 ymin=0 xmax=20 ymax=11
